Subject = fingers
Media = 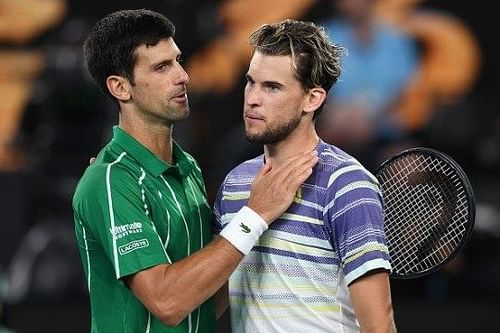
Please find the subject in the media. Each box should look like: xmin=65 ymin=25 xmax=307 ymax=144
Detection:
xmin=254 ymin=159 xmax=272 ymax=181
xmin=288 ymin=151 xmax=318 ymax=184
xmin=284 ymin=152 xmax=318 ymax=192
xmin=272 ymin=150 xmax=318 ymax=186
xmin=288 ymin=165 xmax=314 ymax=190
xmin=247 ymin=150 xmax=319 ymax=223
xmin=89 ymin=157 xmax=96 ymax=165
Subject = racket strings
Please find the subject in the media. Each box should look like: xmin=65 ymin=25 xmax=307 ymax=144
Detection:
xmin=379 ymin=153 xmax=471 ymax=277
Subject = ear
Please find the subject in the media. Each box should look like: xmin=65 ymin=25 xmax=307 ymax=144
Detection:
xmin=106 ymin=75 xmax=131 ymax=102
xmin=303 ymin=87 xmax=326 ymax=115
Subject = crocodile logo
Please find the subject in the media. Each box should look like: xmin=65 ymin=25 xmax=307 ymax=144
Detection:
xmin=239 ymin=222 xmax=251 ymax=233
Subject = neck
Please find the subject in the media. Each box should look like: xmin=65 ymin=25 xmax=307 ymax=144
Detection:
xmin=118 ymin=110 xmax=175 ymax=164
xmin=264 ymin=120 xmax=319 ymax=165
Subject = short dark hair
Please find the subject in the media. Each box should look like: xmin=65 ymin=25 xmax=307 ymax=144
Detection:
xmin=84 ymin=9 xmax=175 ymax=101
xmin=249 ymin=19 xmax=343 ymax=119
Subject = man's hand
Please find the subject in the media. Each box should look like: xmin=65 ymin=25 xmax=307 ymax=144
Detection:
xmin=248 ymin=150 xmax=318 ymax=223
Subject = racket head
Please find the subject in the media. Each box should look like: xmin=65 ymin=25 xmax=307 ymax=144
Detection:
xmin=375 ymin=147 xmax=475 ymax=279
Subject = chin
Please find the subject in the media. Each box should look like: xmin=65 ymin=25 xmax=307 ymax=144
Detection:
xmin=245 ymin=132 xmax=257 ymax=142
xmin=175 ymin=108 xmax=190 ymax=121
xmin=245 ymin=132 xmax=267 ymax=144
xmin=245 ymin=129 xmax=258 ymax=139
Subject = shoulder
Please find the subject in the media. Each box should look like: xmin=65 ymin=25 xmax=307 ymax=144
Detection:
xmin=73 ymin=148 xmax=141 ymax=205
xmin=315 ymin=142 xmax=378 ymax=189
xmin=317 ymin=142 xmax=354 ymax=167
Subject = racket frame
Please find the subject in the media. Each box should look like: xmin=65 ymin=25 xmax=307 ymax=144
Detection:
xmin=375 ymin=147 xmax=476 ymax=279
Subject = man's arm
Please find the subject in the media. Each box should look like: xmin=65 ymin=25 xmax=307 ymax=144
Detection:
xmin=349 ymin=271 xmax=397 ymax=333
xmin=126 ymin=237 xmax=240 ymax=326
xmin=126 ymin=151 xmax=318 ymax=326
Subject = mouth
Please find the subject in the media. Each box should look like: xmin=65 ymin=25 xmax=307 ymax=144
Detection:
xmin=244 ymin=112 xmax=264 ymax=122
xmin=172 ymin=92 xmax=188 ymax=103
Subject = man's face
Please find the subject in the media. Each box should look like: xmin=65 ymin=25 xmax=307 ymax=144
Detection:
xmin=128 ymin=37 xmax=190 ymax=125
xmin=243 ymin=51 xmax=308 ymax=144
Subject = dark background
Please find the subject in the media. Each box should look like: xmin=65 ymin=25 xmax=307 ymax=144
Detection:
xmin=0 ymin=0 xmax=499 ymax=332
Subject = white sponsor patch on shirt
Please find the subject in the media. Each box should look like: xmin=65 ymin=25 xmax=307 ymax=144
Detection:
xmin=109 ymin=222 xmax=143 ymax=239
xmin=118 ymin=239 xmax=150 ymax=255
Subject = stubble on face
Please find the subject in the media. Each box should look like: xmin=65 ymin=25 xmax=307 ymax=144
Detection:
xmin=244 ymin=51 xmax=307 ymax=145
xmin=245 ymin=112 xmax=301 ymax=144
xmin=131 ymin=38 xmax=191 ymax=125
xmin=163 ymin=98 xmax=190 ymax=123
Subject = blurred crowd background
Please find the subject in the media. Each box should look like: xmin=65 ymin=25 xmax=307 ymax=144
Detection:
xmin=0 ymin=0 xmax=498 ymax=332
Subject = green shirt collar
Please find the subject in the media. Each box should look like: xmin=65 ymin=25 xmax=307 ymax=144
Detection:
xmin=111 ymin=126 xmax=193 ymax=178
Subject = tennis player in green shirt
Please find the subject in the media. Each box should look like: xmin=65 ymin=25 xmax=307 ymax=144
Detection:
xmin=72 ymin=9 xmax=318 ymax=333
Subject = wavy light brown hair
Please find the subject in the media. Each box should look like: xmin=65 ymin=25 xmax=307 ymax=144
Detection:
xmin=249 ymin=19 xmax=343 ymax=119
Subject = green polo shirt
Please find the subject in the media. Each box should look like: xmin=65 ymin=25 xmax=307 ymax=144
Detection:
xmin=73 ymin=126 xmax=215 ymax=333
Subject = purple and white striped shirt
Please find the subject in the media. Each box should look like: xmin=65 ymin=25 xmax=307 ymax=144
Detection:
xmin=214 ymin=141 xmax=391 ymax=333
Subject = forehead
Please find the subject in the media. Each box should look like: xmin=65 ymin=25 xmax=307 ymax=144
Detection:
xmin=134 ymin=37 xmax=180 ymax=65
xmin=247 ymin=51 xmax=297 ymax=82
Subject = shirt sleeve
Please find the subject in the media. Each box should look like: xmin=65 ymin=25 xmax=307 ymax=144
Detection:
xmin=323 ymin=162 xmax=391 ymax=285
xmin=75 ymin=164 xmax=169 ymax=279
xmin=212 ymin=182 xmax=225 ymax=235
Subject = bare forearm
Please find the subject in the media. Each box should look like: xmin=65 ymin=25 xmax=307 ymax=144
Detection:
xmin=162 ymin=237 xmax=241 ymax=314
xmin=127 ymin=236 xmax=242 ymax=326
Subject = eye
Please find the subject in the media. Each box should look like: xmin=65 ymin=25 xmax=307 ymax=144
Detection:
xmin=155 ymin=63 xmax=167 ymax=71
xmin=245 ymin=76 xmax=255 ymax=87
xmin=266 ymin=84 xmax=280 ymax=92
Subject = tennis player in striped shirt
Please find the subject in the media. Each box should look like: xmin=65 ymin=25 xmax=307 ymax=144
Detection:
xmin=214 ymin=19 xmax=397 ymax=333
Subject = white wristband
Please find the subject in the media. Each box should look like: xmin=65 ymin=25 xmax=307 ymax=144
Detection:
xmin=219 ymin=206 xmax=268 ymax=255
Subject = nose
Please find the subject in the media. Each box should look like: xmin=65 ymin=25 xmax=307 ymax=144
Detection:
xmin=175 ymin=63 xmax=190 ymax=85
xmin=245 ymin=85 xmax=260 ymax=107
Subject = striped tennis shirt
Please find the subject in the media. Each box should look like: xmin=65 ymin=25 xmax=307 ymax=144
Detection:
xmin=73 ymin=126 xmax=215 ymax=333
xmin=214 ymin=141 xmax=391 ymax=333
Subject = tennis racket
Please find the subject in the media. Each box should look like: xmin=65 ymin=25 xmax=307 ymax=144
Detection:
xmin=375 ymin=147 xmax=475 ymax=279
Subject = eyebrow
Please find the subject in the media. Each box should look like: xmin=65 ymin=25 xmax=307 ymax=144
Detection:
xmin=246 ymin=73 xmax=284 ymax=88
xmin=150 ymin=51 xmax=182 ymax=69
xmin=151 ymin=59 xmax=171 ymax=69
